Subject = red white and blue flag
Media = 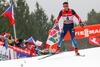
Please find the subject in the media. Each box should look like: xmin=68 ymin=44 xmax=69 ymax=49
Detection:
xmin=2 ymin=4 xmax=15 ymax=25
xmin=46 ymin=25 xmax=61 ymax=51
xmin=26 ymin=37 xmax=35 ymax=45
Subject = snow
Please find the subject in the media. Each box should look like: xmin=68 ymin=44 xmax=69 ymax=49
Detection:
xmin=0 ymin=47 xmax=100 ymax=67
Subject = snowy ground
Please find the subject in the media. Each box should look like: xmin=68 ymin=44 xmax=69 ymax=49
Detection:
xmin=0 ymin=47 xmax=100 ymax=67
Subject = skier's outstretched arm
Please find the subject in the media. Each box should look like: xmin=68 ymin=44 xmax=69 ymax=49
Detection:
xmin=73 ymin=10 xmax=84 ymax=27
xmin=53 ymin=10 xmax=62 ymax=26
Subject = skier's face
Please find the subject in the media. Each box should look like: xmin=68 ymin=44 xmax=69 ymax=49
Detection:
xmin=63 ymin=4 xmax=69 ymax=10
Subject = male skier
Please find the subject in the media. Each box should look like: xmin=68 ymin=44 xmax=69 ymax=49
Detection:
xmin=54 ymin=2 xmax=84 ymax=55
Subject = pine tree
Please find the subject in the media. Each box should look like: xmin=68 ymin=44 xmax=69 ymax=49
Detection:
xmin=14 ymin=0 xmax=30 ymax=39
xmin=29 ymin=2 xmax=49 ymax=43
xmin=87 ymin=9 xmax=100 ymax=25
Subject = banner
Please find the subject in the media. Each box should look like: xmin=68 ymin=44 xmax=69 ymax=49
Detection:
xmin=64 ymin=24 xmax=100 ymax=40
xmin=89 ymin=37 xmax=100 ymax=46
xmin=0 ymin=46 xmax=17 ymax=61
xmin=0 ymin=37 xmax=41 ymax=61
xmin=0 ymin=44 xmax=32 ymax=61
xmin=17 ymin=52 xmax=31 ymax=58
xmin=46 ymin=24 xmax=100 ymax=51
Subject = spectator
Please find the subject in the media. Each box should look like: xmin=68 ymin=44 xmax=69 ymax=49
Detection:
xmin=0 ymin=35 xmax=5 ymax=46
xmin=5 ymin=32 xmax=14 ymax=46
xmin=25 ymin=42 xmax=37 ymax=57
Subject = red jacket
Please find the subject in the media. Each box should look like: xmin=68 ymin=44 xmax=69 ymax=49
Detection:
xmin=55 ymin=9 xmax=82 ymax=25
xmin=26 ymin=45 xmax=37 ymax=56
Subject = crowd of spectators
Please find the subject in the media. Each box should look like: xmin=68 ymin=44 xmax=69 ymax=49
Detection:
xmin=0 ymin=32 xmax=50 ymax=57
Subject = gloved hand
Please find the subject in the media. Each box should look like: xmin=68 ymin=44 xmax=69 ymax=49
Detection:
xmin=52 ymin=24 xmax=59 ymax=30
xmin=79 ymin=22 xmax=84 ymax=27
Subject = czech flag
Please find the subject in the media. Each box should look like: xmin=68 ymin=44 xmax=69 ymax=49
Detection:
xmin=26 ymin=37 xmax=35 ymax=45
xmin=2 ymin=4 xmax=15 ymax=25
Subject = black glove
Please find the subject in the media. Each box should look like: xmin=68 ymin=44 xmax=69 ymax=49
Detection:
xmin=79 ymin=22 xmax=84 ymax=27
xmin=52 ymin=24 xmax=59 ymax=30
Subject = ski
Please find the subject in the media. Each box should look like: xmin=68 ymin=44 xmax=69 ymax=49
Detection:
xmin=38 ymin=54 xmax=53 ymax=60
xmin=38 ymin=52 xmax=85 ymax=60
xmin=38 ymin=51 xmax=65 ymax=60
xmin=38 ymin=51 xmax=66 ymax=60
xmin=75 ymin=54 xmax=85 ymax=57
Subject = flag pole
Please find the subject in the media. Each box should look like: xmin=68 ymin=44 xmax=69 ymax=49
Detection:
xmin=13 ymin=24 xmax=16 ymax=39
xmin=11 ymin=0 xmax=17 ymax=39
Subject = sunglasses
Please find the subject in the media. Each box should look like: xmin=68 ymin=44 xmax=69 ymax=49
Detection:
xmin=63 ymin=4 xmax=69 ymax=7
xmin=63 ymin=6 xmax=68 ymax=7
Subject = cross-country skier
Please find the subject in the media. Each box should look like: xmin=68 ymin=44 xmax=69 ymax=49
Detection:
xmin=54 ymin=2 xmax=84 ymax=55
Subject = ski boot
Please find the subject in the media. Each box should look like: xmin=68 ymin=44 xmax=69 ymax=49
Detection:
xmin=75 ymin=48 xmax=80 ymax=55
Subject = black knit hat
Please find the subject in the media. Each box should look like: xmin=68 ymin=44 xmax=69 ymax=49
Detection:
xmin=63 ymin=2 xmax=68 ymax=5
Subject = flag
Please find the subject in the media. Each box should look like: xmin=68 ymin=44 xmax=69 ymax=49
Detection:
xmin=89 ymin=37 xmax=100 ymax=46
xmin=2 ymin=4 xmax=15 ymax=25
xmin=35 ymin=40 xmax=43 ymax=47
xmin=46 ymin=25 xmax=61 ymax=51
xmin=26 ymin=37 xmax=35 ymax=45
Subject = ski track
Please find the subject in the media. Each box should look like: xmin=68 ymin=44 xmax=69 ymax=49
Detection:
xmin=0 ymin=47 xmax=100 ymax=67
